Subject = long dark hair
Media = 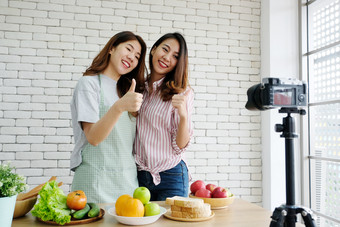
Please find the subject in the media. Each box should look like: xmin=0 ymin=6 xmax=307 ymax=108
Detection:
xmin=149 ymin=32 xmax=189 ymax=101
xmin=84 ymin=31 xmax=146 ymax=96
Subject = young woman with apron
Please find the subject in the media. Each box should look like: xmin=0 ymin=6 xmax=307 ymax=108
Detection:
xmin=70 ymin=31 xmax=147 ymax=203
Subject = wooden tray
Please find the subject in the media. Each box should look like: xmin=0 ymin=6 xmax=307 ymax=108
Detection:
xmin=36 ymin=208 xmax=105 ymax=226
xmin=163 ymin=210 xmax=215 ymax=222
xmin=189 ymin=194 xmax=235 ymax=209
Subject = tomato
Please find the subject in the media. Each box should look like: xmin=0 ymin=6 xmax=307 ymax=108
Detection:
xmin=66 ymin=190 xmax=87 ymax=210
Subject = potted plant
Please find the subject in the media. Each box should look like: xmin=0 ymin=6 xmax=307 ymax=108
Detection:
xmin=0 ymin=163 xmax=28 ymax=227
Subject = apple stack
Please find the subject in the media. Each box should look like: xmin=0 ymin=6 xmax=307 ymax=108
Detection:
xmin=165 ymin=196 xmax=211 ymax=219
xmin=190 ymin=180 xmax=232 ymax=198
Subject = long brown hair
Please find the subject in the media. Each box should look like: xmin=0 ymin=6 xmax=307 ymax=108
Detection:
xmin=148 ymin=32 xmax=189 ymax=101
xmin=84 ymin=31 xmax=146 ymax=96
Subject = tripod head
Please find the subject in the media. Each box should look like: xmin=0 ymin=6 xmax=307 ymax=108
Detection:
xmin=275 ymin=108 xmax=306 ymax=139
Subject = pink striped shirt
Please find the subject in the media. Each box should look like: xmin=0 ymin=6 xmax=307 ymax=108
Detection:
xmin=134 ymin=78 xmax=194 ymax=185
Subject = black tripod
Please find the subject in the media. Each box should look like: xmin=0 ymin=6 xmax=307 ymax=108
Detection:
xmin=269 ymin=108 xmax=316 ymax=227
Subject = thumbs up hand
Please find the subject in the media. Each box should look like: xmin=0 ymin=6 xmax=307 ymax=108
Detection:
xmin=172 ymin=89 xmax=190 ymax=118
xmin=118 ymin=79 xmax=143 ymax=112
xmin=128 ymin=78 xmax=136 ymax=92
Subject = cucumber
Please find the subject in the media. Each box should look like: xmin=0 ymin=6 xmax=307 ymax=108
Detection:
xmin=73 ymin=203 xmax=90 ymax=219
xmin=88 ymin=203 xmax=100 ymax=218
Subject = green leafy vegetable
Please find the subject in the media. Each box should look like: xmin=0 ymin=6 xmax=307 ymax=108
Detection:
xmin=31 ymin=180 xmax=71 ymax=225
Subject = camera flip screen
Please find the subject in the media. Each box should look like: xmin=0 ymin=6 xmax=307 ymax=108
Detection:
xmin=273 ymin=87 xmax=295 ymax=106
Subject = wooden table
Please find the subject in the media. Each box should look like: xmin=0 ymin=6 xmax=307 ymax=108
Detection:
xmin=12 ymin=198 xmax=304 ymax=226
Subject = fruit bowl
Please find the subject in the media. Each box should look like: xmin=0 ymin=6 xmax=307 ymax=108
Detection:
xmin=189 ymin=194 xmax=235 ymax=209
xmin=107 ymin=206 xmax=167 ymax=225
xmin=13 ymin=196 xmax=38 ymax=218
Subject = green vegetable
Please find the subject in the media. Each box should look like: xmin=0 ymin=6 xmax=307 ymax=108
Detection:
xmin=88 ymin=203 xmax=100 ymax=218
xmin=73 ymin=203 xmax=90 ymax=219
xmin=31 ymin=181 xmax=71 ymax=225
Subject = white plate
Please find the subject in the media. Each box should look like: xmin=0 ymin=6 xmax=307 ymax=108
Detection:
xmin=107 ymin=206 xmax=167 ymax=225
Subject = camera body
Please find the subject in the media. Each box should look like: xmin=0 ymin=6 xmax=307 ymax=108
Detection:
xmin=245 ymin=77 xmax=307 ymax=111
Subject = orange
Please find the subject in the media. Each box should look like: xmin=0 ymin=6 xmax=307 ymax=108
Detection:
xmin=115 ymin=194 xmax=132 ymax=216
xmin=120 ymin=197 xmax=144 ymax=217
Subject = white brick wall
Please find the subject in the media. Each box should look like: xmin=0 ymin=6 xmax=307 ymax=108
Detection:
xmin=0 ymin=0 xmax=262 ymax=204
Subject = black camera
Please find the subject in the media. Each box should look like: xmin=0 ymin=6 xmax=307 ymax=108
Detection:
xmin=245 ymin=77 xmax=307 ymax=111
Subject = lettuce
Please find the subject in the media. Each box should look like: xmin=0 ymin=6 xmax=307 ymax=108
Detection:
xmin=31 ymin=180 xmax=71 ymax=225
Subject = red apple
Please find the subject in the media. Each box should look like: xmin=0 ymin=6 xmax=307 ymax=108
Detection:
xmin=205 ymin=184 xmax=217 ymax=193
xmin=195 ymin=188 xmax=211 ymax=198
xmin=212 ymin=187 xmax=228 ymax=198
xmin=190 ymin=180 xmax=206 ymax=194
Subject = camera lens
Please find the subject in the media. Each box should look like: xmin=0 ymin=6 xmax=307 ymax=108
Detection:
xmin=245 ymin=84 xmax=264 ymax=110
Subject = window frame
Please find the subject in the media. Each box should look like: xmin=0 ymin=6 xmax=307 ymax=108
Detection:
xmin=300 ymin=0 xmax=340 ymax=225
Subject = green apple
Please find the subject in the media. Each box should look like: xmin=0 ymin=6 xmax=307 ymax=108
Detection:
xmin=133 ymin=187 xmax=151 ymax=205
xmin=144 ymin=202 xmax=160 ymax=216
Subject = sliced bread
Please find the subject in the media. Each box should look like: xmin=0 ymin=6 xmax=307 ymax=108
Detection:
xmin=171 ymin=203 xmax=211 ymax=213
xmin=166 ymin=196 xmax=211 ymax=219
xmin=170 ymin=203 xmax=211 ymax=218
xmin=165 ymin=196 xmax=204 ymax=208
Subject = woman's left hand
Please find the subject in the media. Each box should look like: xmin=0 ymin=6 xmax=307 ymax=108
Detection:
xmin=172 ymin=91 xmax=189 ymax=118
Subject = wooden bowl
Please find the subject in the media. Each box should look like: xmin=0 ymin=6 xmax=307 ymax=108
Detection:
xmin=189 ymin=194 xmax=234 ymax=209
xmin=13 ymin=196 xmax=37 ymax=218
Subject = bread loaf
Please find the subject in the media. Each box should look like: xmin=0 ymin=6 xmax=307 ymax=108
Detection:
xmin=166 ymin=196 xmax=211 ymax=219
xmin=165 ymin=196 xmax=204 ymax=208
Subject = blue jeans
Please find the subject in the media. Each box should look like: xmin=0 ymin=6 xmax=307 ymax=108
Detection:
xmin=137 ymin=160 xmax=189 ymax=201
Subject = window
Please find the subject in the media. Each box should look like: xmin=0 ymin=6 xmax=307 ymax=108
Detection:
xmin=301 ymin=0 xmax=340 ymax=226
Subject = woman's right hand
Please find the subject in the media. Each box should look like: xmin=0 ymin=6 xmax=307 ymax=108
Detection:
xmin=115 ymin=79 xmax=143 ymax=112
xmin=82 ymin=79 xmax=143 ymax=146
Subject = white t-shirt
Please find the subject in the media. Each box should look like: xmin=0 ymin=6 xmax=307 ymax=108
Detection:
xmin=70 ymin=74 xmax=119 ymax=171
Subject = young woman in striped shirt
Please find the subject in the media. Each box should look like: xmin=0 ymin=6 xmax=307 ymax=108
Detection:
xmin=134 ymin=33 xmax=194 ymax=201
